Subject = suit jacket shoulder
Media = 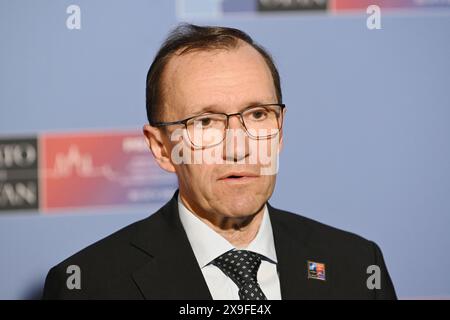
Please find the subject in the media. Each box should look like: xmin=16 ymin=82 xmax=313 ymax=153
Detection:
xmin=267 ymin=203 xmax=397 ymax=299
xmin=43 ymin=189 xmax=215 ymax=300
xmin=42 ymin=208 xmax=165 ymax=299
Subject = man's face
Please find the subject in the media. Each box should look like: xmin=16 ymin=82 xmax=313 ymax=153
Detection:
xmin=145 ymin=43 xmax=284 ymax=220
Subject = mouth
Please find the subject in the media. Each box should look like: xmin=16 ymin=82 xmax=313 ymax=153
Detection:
xmin=218 ymin=172 xmax=260 ymax=183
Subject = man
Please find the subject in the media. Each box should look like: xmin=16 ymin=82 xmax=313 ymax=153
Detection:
xmin=43 ymin=23 xmax=396 ymax=299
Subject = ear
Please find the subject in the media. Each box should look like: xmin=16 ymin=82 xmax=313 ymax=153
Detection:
xmin=278 ymin=107 xmax=286 ymax=153
xmin=143 ymin=124 xmax=176 ymax=173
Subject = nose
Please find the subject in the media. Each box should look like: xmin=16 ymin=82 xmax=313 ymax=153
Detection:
xmin=223 ymin=115 xmax=250 ymax=163
xmin=227 ymin=114 xmax=245 ymax=131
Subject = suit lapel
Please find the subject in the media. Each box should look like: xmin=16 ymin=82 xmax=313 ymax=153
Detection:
xmin=269 ymin=203 xmax=332 ymax=299
xmin=269 ymin=203 xmax=310 ymax=299
xmin=130 ymin=191 xmax=212 ymax=300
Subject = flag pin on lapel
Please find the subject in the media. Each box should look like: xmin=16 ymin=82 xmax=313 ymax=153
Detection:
xmin=307 ymin=261 xmax=326 ymax=281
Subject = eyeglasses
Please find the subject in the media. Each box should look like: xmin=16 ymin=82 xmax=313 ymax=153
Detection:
xmin=150 ymin=103 xmax=286 ymax=148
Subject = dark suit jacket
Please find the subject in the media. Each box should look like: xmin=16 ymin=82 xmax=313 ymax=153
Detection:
xmin=42 ymin=190 xmax=396 ymax=299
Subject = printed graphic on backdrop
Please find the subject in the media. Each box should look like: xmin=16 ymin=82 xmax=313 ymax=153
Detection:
xmin=176 ymin=0 xmax=450 ymax=18
xmin=331 ymin=0 xmax=450 ymax=11
xmin=41 ymin=131 xmax=177 ymax=212
xmin=0 ymin=137 xmax=39 ymax=212
xmin=0 ymin=131 xmax=177 ymax=213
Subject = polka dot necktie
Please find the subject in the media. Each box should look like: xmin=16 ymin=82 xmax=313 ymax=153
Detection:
xmin=211 ymin=250 xmax=267 ymax=300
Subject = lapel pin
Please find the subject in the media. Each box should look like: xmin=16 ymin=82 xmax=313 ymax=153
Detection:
xmin=307 ymin=260 xmax=326 ymax=281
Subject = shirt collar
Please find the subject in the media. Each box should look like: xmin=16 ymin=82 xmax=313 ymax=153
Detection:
xmin=178 ymin=194 xmax=278 ymax=268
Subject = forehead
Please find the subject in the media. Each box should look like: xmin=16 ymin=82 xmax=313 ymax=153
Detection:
xmin=161 ymin=43 xmax=277 ymax=117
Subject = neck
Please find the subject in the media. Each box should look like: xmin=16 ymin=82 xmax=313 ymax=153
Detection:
xmin=179 ymin=194 xmax=265 ymax=248
xmin=209 ymin=208 xmax=264 ymax=248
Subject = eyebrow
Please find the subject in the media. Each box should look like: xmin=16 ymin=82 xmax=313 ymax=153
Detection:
xmin=185 ymin=99 xmax=276 ymax=118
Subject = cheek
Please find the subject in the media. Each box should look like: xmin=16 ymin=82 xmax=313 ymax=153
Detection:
xmin=181 ymin=164 xmax=215 ymax=188
xmin=259 ymin=174 xmax=275 ymax=188
xmin=249 ymin=138 xmax=280 ymax=172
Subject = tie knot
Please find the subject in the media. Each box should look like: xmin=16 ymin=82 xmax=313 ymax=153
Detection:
xmin=211 ymin=250 xmax=262 ymax=286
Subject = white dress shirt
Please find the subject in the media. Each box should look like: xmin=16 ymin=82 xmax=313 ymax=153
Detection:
xmin=178 ymin=195 xmax=282 ymax=300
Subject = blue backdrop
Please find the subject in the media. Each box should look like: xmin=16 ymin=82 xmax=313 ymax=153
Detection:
xmin=1 ymin=0 xmax=449 ymax=299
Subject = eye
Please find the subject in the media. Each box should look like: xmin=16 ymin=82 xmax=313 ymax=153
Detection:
xmin=201 ymin=118 xmax=211 ymax=126
xmin=194 ymin=116 xmax=213 ymax=128
xmin=249 ymin=109 xmax=268 ymax=120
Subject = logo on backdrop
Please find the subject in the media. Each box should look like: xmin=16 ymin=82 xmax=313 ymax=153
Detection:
xmin=0 ymin=137 xmax=39 ymax=211
xmin=0 ymin=131 xmax=177 ymax=214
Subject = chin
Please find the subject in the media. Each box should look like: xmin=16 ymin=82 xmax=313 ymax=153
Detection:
xmin=218 ymin=194 xmax=266 ymax=218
